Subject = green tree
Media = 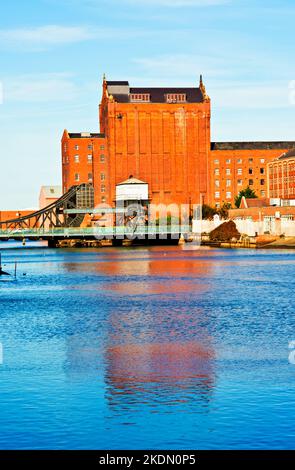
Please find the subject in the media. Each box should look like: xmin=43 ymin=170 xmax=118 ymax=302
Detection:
xmin=234 ymin=186 xmax=257 ymax=208
xmin=219 ymin=202 xmax=231 ymax=219
xmin=202 ymin=204 xmax=217 ymax=220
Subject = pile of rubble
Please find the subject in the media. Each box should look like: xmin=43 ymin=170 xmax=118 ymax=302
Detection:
xmin=209 ymin=220 xmax=241 ymax=242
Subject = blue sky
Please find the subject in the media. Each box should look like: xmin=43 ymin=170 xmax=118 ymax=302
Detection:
xmin=0 ymin=0 xmax=295 ymax=209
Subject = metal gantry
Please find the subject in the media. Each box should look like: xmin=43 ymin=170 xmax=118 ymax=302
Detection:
xmin=0 ymin=184 xmax=94 ymax=231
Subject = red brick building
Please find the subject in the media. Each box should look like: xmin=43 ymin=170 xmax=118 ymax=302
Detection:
xmin=268 ymin=149 xmax=295 ymax=200
xmin=210 ymin=142 xmax=295 ymax=207
xmin=61 ymin=76 xmax=295 ymax=210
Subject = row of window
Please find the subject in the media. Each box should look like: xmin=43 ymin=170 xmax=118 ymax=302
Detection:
xmin=130 ymin=93 xmax=150 ymax=102
xmin=64 ymin=154 xmax=105 ymax=164
xmin=165 ymin=93 xmax=186 ymax=103
xmin=269 ymin=165 xmax=295 ymax=175
xmin=73 ymin=154 xmax=105 ymax=163
xmin=215 ymin=191 xmax=266 ymax=205
xmin=129 ymin=93 xmax=187 ymax=103
xmin=215 ymin=189 xmax=266 ymax=200
xmin=215 ymin=179 xmax=265 ymax=188
xmin=215 ymin=191 xmax=232 ymax=199
xmin=74 ymin=173 xmax=106 ymax=182
xmin=75 ymin=173 xmax=92 ymax=182
xmin=214 ymin=168 xmax=265 ymax=176
xmin=63 ymin=144 xmax=105 ymax=152
xmin=214 ymin=158 xmax=265 ymax=164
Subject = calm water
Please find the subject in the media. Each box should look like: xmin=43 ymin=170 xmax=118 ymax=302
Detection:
xmin=0 ymin=241 xmax=295 ymax=450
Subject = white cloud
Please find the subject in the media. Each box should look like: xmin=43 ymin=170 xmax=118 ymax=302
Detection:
xmin=0 ymin=25 xmax=99 ymax=50
xmin=3 ymin=73 xmax=79 ymax=103
xmin=133 ymin=54 xmax=233 ymax=82
xmin=133 ymin=54 xmax=291 ymax=109
xmin=212 ymin=83 xmax=291 ymax=109
xmin=0 ymin=24 xmax=174 ymax=51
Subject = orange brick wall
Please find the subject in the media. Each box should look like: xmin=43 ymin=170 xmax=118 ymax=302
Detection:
xmin=268 ymin=157 xmax=295 ymax=199
xmin=61 ymin=131 xmax=108 ymax=206
xmin=101 ymin=99 xmax=211 ymax=206
xmin=209 ymin=148 xmax=290 ymax=207
xmin=0 ymin=210 xmax=34 ymax=222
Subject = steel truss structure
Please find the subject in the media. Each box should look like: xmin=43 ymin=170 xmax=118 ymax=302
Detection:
xmin=0 ymin=184 xmax=94 ymax=230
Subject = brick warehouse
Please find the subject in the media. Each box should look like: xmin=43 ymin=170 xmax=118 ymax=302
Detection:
xmin=61 ymin=76 xmax=295 ymax=210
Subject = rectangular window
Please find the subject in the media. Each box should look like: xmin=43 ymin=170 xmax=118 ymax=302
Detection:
xmin=226 ymin=168 xmax=231 ymax=175
xmin=88 ymin=173 xmax=93 ymax=181
xmin=87 ymin=154 xmax=92 ymax=162
xmin=215 ymin=191 xmax=220 ymax=199
xmin=100 ymin=145 xmax=105 ymax=150
xmin=214 ymin=168 xmax=219 ymax=176
xmin=226 ymin=159 xmax=231 ymax=164
xmin=226 ymin=179 xmax=231 ymax=187
xmin=75 ymin=173 xmax=80 ymax=182
xmin=101 ymin=184 xmax=106 ymax=193
xmin=238 ymin=179 xmax=243 ymax=185
xmin=249 ymin=158 xmax=253 ymax=163
xmin=130 ymin=93 xmax=150 ymax=102
xmin=214 ymin=159 xmax=219 ymax=164
xmin=74 ymin=155 xmax=79 ymax=163
xmin=226 ymin=191 xmax=232 ymax=199
xmin=260 ymin=179 xmax=265 ymax=185
xmin=101 ymin=173 xmax=105 ymax=181
xmin=249 ymin=168 xmax=253 ymax=174
xmin=215 ymin=202 xmax=220 ymax=208
xmin=249 ymin=179 xmax=253 ymax=185
xmin=261 ymin=190 xmax=266 ymax=196
xmin=237 ymin=168 xmax=242 ymax=175
xmin=100 ymin=154 xmax=105 ymax=163
xmin=165 ymin=93 xmax=186 ymax=103
xmin=74 ymin=145 xmax=79 ymax=150
xmin=88 ymin=144 xmax=93 ymax=150
xmin=260 ymin=168 xmax=265 ymax=174
xmin=237 ymin=158 xmax=242 ymax=164
xmin=101 ymin=196 xmax=106 ymax=203
xmin=215 ymin=180 xmax=220 ymax=187
xmin=260 ymin=158 xmax=265 ymax=163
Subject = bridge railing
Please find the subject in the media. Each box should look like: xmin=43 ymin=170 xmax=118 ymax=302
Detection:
xmin=0 ymin=225 xmax=191 ymax=239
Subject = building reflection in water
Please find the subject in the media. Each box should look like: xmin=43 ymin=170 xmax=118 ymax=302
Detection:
xmin=102 ymin=248 xmax=216 ymax=412
xmin=105 ymin=339 xmax=215 ymax=412
xmin=62 ymin=247 xmax=216 ymax=413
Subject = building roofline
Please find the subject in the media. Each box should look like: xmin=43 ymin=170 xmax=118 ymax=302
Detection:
xmin=67 ymin=132 xmax=105 ymax=139
xmin=211 ymin=141 xmax=295 ymax=151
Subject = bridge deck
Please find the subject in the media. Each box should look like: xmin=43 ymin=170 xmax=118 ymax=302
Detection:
xmin=0 ymin=225 xmax=191 ymax=240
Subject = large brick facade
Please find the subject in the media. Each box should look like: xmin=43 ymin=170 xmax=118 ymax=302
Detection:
xmin=61 ymin=76 xmax=295 ymax=209
xmin=268 ymin=149 xmax=295 ymax=200
xmin=210 ymin=142 xmax=295 ymax=207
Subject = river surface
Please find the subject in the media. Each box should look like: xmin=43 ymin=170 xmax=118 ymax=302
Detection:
xmin=0 ymin=241 xmax=295 ymax=450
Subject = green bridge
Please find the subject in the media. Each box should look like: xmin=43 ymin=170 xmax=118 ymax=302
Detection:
xmin=0 ymin=225 xmax=191 ymax=241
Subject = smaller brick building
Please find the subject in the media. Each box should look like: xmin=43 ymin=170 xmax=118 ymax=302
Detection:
xmin=61 ymin=130 xmax=108 ymax=207
xmin=268 ymin=148 xmax=295 ymax=200
xmin=39 ymin=186 xmax=62 ymax=209
xmin=210 ymin=142 xmax=295 ymax=208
